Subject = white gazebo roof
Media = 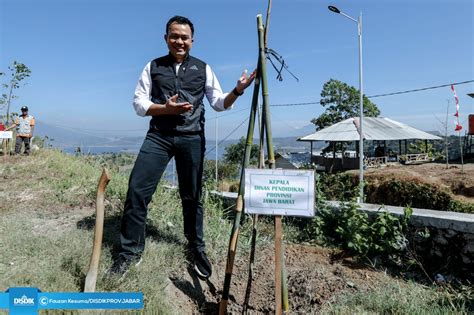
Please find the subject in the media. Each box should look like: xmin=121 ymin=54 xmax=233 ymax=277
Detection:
xmin=298 ymin=117 xmax=441 ymax=142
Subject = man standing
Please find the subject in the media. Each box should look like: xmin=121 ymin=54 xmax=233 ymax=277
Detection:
xmin=6 ymin=106 xmax=35 ymax=155
xmin=111 ymin=16 xmax=255 ymax=279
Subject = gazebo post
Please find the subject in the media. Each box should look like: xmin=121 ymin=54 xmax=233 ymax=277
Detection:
xmin=310 ymin=141 xmax=313 ymax=164
xmin=332 ymin=141 xmax=336 ymax=172
xmin=424 ymin=139 xmax=428 ymax=153
xmin=404 ymin=139 xmax=408 ymax=154
xmin=399 ymin=140 xmax=402 ymax=155
xmin=341 ymin=142 xmax=345 ymax=167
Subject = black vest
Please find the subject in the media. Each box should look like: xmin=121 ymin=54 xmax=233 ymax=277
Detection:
xmin=149 ymin=54 xmax=207 ymax=133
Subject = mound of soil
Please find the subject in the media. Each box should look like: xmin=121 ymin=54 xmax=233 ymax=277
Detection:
xmin=352 ymin=162 xmax=474 ymax=204
xmin=166 ymin=245 xmax=389 ymax=314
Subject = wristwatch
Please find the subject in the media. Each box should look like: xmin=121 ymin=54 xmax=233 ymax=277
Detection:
xmin=232 ymin=87 xmax=244 ymax=96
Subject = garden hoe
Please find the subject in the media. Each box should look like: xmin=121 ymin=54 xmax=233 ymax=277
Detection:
xmin=84 ymin=167 xmax=111 ymax=292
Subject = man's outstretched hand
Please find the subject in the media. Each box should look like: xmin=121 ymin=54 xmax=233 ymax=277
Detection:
xmin=235 ymin=69 xmax=257 ymax=94
xmin=165 ymin=94 xmax=193 ymax=114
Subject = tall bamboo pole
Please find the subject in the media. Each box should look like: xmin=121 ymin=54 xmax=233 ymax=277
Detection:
xmin=219 ymin=59 xmax=261 ymax=315
xmin=264 ymin=0 xmax=273 ymax=48
xmin=257 ymin=14 xmax=289 ymax=314
xmin=243 ymin=2 xmax=272 ymax=310
xmin=242 ymin=93 xmax=265 ymax=315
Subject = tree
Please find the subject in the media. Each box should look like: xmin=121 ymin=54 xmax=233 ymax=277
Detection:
xmin=1 ymin=61 xmax=31 ymax=124
xmin=223 ymin=137 xmax=259 ymax=165
xmin=311 ymin=79 xmax=380 ymax=131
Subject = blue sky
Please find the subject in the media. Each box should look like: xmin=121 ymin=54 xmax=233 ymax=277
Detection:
xmin=1 ymin=0 xmax=473 ymax=139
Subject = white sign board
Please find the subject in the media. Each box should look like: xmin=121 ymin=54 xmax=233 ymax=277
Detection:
xmin=0 ymin=131 xmax=13 ymax=139
xmin=244 ymin=168 xmax=315 ymax=217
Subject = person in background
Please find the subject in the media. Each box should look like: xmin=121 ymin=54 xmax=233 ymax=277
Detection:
xmin=6 ymin=106 xmax=35 ymax=155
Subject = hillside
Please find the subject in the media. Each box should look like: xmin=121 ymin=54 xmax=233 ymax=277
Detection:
xmin=363 ymin=163 xmax=474 ymax=204
xmin=343 ymin=162 xmax=474 ymax=213
xmin=0 ymin=150 xmax=471 ymax=313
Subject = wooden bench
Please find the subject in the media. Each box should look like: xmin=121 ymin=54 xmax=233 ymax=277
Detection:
xmin=398 ymin=153 xmax=431 ymax=164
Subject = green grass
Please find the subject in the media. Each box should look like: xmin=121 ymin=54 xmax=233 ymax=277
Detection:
xmin=321 ymin=280 xmax=472 ymax=314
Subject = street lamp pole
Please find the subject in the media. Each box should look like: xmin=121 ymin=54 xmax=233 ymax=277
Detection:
xmin=329 ymin=5 xmax=365 ymax=202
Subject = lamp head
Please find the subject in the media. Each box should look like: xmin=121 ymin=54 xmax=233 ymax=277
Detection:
xmin=328 ymin=6 xmax=341 ymax=14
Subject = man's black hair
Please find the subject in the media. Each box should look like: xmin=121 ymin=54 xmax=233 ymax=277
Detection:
xmin=166 ymin=16 xmax=194 ymax=36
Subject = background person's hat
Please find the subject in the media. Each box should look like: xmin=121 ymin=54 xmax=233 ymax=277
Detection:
xmin=21 ymin=106 xmax=28 ymax=111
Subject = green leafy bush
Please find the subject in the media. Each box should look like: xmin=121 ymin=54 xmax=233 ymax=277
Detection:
xmin=311 ymin=202 xmax=412 ymax=258
xmin=202 ymin=159 xmax=239 ymax=183
xmin=317 ymin=172 xmax=358 ymax=202
xmin=295 ymin=175 xmax=413 ymax=259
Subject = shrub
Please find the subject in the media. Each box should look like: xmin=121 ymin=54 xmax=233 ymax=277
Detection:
xmin=316 ymin=172 xmax=358 ymax=202
xmin=202 ymin=159 xmax=239 ymax=184
xmin=311 ymin=202 xmax=412 ymax=258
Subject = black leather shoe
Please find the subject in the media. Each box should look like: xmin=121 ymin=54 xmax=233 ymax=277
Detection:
xmin=193 ymin=251 xmax=212 ymax=280
xmin=107 ymin=256 xmax=142 ymax=279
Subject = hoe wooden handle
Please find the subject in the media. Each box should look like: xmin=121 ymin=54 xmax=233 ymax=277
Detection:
xmin=84 ymin=168 xmax=111 ymax=292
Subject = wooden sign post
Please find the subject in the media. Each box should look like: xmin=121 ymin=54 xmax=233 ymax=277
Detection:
xmin=245 ymin=169 xmax=315 ymax=313
xmin=0 ymin=131 xmax=13 ymax=156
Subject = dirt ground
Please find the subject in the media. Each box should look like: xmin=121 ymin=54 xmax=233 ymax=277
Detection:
xmin=350 ymin=162 xmax=474 ymax=203
xmin=165 ymin=245 xmax=391 ymax=314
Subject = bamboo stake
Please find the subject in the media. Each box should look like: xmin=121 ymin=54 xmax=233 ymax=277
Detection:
xmin=2 ymin=139 xmax=7 ymax=157
xmin=264 ymin=0 xmax=273 ymax=48
xmin=219 ymin=59 xmax=261 ymax=315
xmin=242 ymin=96 xmax=265 ymax=314
xmin=84 ymin=168 xmax=111 ymax=292
xmin=243 ymin=2 xmax=272 ymax=310
xmin=257 ymin=14 xmax=289 ymax=314
xmin=274 ymin=216 xmax=283 ymax=314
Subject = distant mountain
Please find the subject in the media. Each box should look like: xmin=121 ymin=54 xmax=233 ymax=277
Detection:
xmin=426 ymin=130 xmax=443 ymax=137
xmin=35 ymin=121 xmax=144 ymax=153
xmin=279 ymin=123 xmax=316 ymax=138
xmin=35 ymin=120 xmax=322 ymax=156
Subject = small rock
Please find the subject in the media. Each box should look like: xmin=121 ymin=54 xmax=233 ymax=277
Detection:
xmin=464 ymin=233 xmax=474 ymax=241
xmin=346 ymin=281 xmax=356 ymax=288
xmin=461 ymin=254 xmax=472 ymax=265
xmin=434 ymin=274 xmax=445 ymax=284
xmin=433 ymin=234 xmax=448 ymax=246
xmin=462 ymin=243 xmax=474 ymax=254
xmin=442 ymin=229 xmax=457 ymax=238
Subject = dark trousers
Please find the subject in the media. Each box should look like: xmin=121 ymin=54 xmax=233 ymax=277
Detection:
xmin=119 ymin=131 xmax=205 ymax=259
xmin=15 ymin=136 xmax=31 ymax=155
